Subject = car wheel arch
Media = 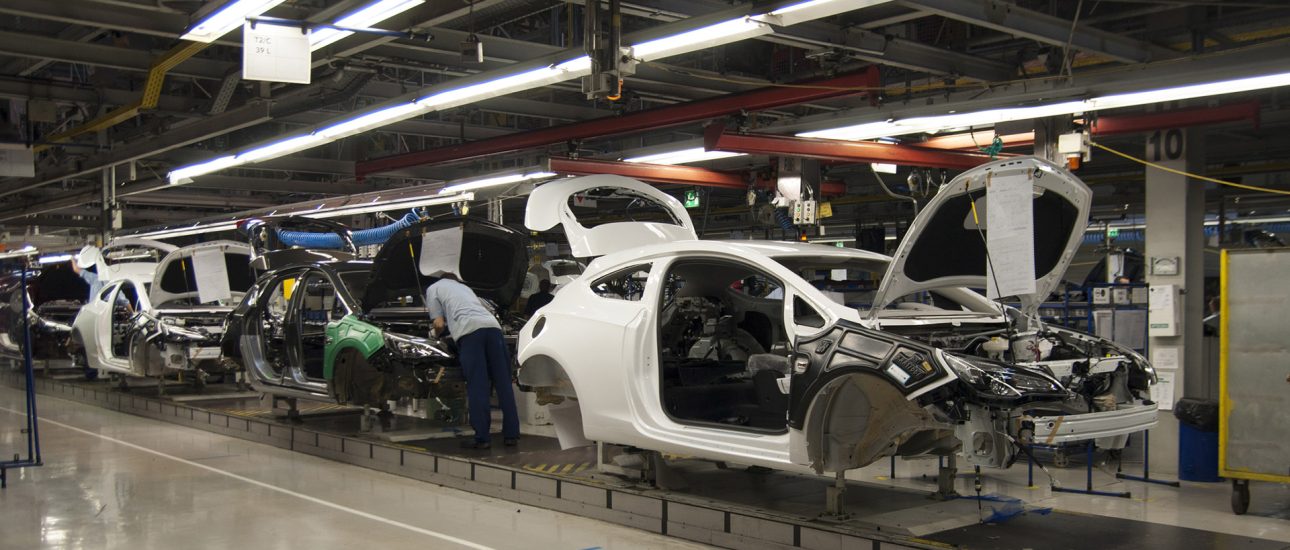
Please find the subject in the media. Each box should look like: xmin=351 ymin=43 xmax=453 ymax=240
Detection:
xmin=801 ymin=371 xmax=940 ymax=474
xmin=518 ymin=354 xmax=579 ymax=399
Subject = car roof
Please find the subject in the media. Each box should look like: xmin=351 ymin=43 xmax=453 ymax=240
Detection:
xmin=587 ymin=239 xmax=890 ymax=275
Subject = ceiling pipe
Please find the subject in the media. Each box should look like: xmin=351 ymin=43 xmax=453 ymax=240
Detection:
xmin=356 ymin=67 xmax=881 ymax=177
xmin=703 ymin=124 xmax=1000 ymax=170
xmin=546 ymin=157 xmax=846 ymax=195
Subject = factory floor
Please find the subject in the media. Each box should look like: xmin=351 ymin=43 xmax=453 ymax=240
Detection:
xmin=3 ymin=383 xmax=1289 ymax=550
xmin=0 ymin=386 xmax=708 ymax=550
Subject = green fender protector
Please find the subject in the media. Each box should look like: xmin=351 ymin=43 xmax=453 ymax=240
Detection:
xmin=323 ymin=315 xmax=384 ymax=380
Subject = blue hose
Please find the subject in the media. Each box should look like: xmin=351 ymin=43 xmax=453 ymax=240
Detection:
xmin=276 ymin=211 xmax=422 ymax=249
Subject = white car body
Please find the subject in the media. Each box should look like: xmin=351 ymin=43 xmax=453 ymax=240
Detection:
xmin=517 ymin=159 xmax=1157 ymax=474
xmin=71 ymin=241 xmax=252 ymax=378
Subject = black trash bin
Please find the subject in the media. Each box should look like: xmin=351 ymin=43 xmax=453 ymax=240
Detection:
xmin=1174 ymin=398 xmax=1221 ymax=482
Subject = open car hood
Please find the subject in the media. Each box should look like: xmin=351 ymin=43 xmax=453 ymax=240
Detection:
xmin=525 ymin=174 xmax=696 ymax=258
xmin=869 ymin=156 xmax=1091 ymax=320
xmin=150 ymin=240 xmax=255 ymax=307
xmin=363 ymin=217 xmax=529 ymax=311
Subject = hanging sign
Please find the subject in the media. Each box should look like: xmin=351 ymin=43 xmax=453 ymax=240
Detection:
xmin=243 ymin=22 xmax=311 ymax=84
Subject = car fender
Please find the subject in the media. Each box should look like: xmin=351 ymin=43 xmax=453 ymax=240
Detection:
xmin=323 ymin=315 xmax=383 ymax=380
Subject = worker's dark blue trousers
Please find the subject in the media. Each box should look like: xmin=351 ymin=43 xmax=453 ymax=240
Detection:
xmin=457 ymin=327 xmax=520 ymax=444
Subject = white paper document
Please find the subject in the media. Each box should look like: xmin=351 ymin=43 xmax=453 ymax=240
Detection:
xmin=419 ymin=226 xmax=464 ymax=276
xmin=985 ymin=175 xmax=1036 ymax=299
xmin=1152 ymin=347 xmax=1180 ymax=370
xmin=191 ymin=248 xmax=232 ymax=304
xmin=1151 ymin=371 xmax=1176 ymax=410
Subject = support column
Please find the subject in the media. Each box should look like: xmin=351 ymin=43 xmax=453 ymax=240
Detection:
xmin=1143 ymin=127 xmax=1206 ymax=474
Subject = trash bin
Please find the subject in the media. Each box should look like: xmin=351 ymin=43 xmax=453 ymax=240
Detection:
xmin=1174 ymin=398 xmax=1221 ymax=482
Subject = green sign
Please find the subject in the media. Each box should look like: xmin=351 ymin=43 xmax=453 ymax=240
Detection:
xmin=1108 ymin=228 xmax=1120 ymax=238
xmin=684 ymin=189 xmax=700 ymax=209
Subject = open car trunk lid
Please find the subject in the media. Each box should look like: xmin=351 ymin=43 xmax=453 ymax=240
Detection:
xmin=869 ymin=156 xmax=1091 ymax=321
xmin=79 ymin=238 xmax=177 ymax=283
xmin=150 ymin=240 xmax=255 ymax=307
xmin=363 ymin=217 xmax=529 ymax=311
xmin=525 ymin=174 xmax=696 ymax=258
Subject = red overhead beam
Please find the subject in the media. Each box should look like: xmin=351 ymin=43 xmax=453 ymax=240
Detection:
xmin=1087 ymin=100 xmax=1260 ymax=135
xmin=704 ymin=124 xmax=999 ymax=170
xmin=547 ymin=157 xmax=846 ymax=195
xmin=356 ymin=68 xmax=881 ymax=177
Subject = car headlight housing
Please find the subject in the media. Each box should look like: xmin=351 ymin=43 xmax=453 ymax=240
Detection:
xmin=940 ymin=352 xmax=1064 ymax=397
xmin=382 ymin=332 xmax=450 ymax=359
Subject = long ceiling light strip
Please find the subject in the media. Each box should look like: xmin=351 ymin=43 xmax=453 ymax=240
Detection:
xmin=181 ymin=0 xmax=289 ymax=43
xmin=302 ymin=192 xmax=474 ymax=218
xmin=624 ymin=147 xmax=746 ymax=165
xmin=437 ymin=170 xmax=557 ymax=195
xmin=310 ymin=0 xmax=425 ymax=51
xmin=801 ymin=71 xmax=1290 ymax=141
xmin=166 ymin=0 xmax=876 ymax=185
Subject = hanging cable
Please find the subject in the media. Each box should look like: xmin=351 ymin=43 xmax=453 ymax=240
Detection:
xmin=871 ymin=165 xmax=918 ymax=216
xmin=1091 ymin=142 xmax=1290 ymax=196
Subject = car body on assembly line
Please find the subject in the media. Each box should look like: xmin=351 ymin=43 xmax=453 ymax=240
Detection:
xmin=69 ymin=241 xmax=253 ymax=387
xmin=2 ymin=239 xmax=175 ymax=362
xmin=222 ymin=216 xmax=528 ymax=408
xmin=516 ymin=159 xmax=1157 ymax=475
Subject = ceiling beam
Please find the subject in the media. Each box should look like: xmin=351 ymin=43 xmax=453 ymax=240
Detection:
xmin=570 ymin=0 xmax=1013 ymax=82
xmin=0 ymin=0 xmax=189 ymax=39
xmin=898 ymin=0 xmax=1174 ymax=64
xmin=0 ymin=32 xmax=233 ymax=80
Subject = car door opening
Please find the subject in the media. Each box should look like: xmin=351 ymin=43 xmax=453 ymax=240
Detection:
xmin=657 ymin=259 xmax=793 ymax=433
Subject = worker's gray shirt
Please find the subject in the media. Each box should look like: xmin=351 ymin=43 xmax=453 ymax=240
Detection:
xmin=425 ymin=278 xmax=500 ymax=339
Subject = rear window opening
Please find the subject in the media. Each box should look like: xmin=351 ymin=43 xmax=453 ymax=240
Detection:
xmin=566 ymin=187 xmax=682 ymax=229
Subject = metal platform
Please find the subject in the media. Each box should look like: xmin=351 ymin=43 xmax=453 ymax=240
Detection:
xmin=5 ymin=367 xmax=1287 ymax=550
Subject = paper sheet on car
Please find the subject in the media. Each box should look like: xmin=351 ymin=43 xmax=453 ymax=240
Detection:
xmin=419 ymin=226 xmax=463 ymax=276
xmin=985 ymin=174 xmax=1037 ymax=299
xmin=191 ymin=248 xmax=232 ymax=304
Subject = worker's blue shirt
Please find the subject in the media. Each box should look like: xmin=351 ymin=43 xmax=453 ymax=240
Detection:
xmin=79 ymin=269 xmax=101 ymax=301
xmin=425 ymin=278 xmax=500 ymax=339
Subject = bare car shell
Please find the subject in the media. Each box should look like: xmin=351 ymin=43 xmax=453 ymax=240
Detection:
xmin=517 ymin=161 xmax=1157 ymax=474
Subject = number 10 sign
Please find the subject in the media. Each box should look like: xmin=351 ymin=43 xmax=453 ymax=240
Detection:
xmin=243 ymin=22 xmax=311 ymax=84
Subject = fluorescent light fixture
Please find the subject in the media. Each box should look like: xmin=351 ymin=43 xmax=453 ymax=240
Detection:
xmin=0 ymin=245 xmax=40 ymax=261
xmin=130 ymin=223 xmax=240 ymax=240
xmin=181 ymin=0 xmax=288 ymax=43
xmin=631 ymin=17 xmax=770 ymax=62
xmin=37 ymin=254 xmax=73 ymax=264
xmin=168 ymin=1 xmax=895 ymax=184
xmin=317 ymin=103 xmax=428 ymax=139
xmin=310 ymin=0 xmax=424 ymax=51
xmin=168 ymin=155 xmax=239 ymax=185
xmin=624 ymin=147 xmax=747 ymax=165
xmin=237 ymin=135 xmax=325 ymax=163
xmin=438 ymin=172 xmax=557 ymax=195
xmin=417 ymin=57 xmax=593 ymax=111
xmin=802 ymin=71 xmax=1290 ymax=141
xmin=764 ymin=0 xmax=890 ymax=27
xmin=304 ymin=192 xmax=475 ymax=218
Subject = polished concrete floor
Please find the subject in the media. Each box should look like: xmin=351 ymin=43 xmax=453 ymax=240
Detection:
xmin=5 ymin=382 xmax=1290 ymax=550
xmin=0 ymin=386 xmax=710 ymax=550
